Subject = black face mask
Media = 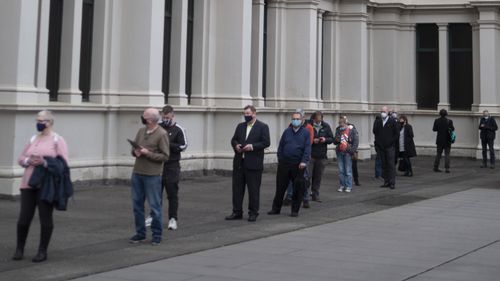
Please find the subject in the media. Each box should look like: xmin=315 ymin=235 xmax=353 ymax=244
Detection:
xmin=244 ymin=115 xmax=253 ymax=123
xmin=141 ymin=116 xmax=148 ymax=125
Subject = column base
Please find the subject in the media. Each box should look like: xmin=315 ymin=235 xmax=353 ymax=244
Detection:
xmin=190 ymin=95 xmax=254 ymax=107
xmin=167 ymin=93 xmax=189 ymax=106
xmin=437 ymin=103 xmax=450 ymax=111
xmin=58 ymin=89 xmax=83 ymax=104
xmin=472 ymin=104 xmax=500 ymax=113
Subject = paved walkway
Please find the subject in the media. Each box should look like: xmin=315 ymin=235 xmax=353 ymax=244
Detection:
xmin=0 ymin=157 xmax=498 ymax=281
xmin=74 ymin=188 xmax=500 ymax=281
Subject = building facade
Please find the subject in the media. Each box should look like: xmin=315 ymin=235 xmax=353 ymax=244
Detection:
xmin=1 ymin=0 xmax=499 ymax=196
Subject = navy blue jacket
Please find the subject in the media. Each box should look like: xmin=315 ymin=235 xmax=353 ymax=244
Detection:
xmin=277 ymin=126 xmax=311 ymax=164
xmin=28 ymin=156 xmax=73 ymax=211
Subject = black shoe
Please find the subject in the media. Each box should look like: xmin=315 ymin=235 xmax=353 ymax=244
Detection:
xmin=12 ymin=249 xmax=24 ymax=261
xmin=290 ymin=212 xmax=298 ymax=217
xmin=380 ymin=182 xmax=389 ymax=188
xmin=434 ymin=168 xmax=442 ymax=172
xmin=267 ymin=210 xmax=280 ymax=215
xmin=481 ymin=163 xmax=487 ymax=168
xmin=303 ymin=201 xmax=310 ymax=209
xmin=354 ymin=180 xmax=361 ymax=186
xmin=32 ymin=251 xmax=47 ymax=263
xmin=389 ymin=185 xmax=395 ymax=190
xmin=225 ymin=213 xmax=243 ymax=220
xmin=445 ymin=169 xmax=450 ymax=173
xmin=248 ymin=214 xmax=258 ymax=222
xmin=490 ymin=165 xmax=495 ymax=169
xmin=408 ymin=171 xmax=413 ymax=177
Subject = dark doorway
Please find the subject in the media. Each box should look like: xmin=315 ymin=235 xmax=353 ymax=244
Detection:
xmin=46 ymin=0 xmax=64 ymax=101
xmin=416 ymin=24 xmax=439 ymax=110
xmin=162 ymin=0 xmax=173 ymax=104
xmin=449 ymin=23 xmax=473 ymax=110
xmin=79 ymin=0 xmax=94 ymax=102
xmin=186 ymin=0 xmax=194 ymax=104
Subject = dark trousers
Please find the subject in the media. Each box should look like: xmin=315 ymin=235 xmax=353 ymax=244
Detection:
xmin=399 ymin=152 xmax=413 ymax=174
xmin=379 ymin=146 xmax=396 ymax=185
xmin=434 ymin=145 xmax=451 ymax=169
xmin=352 ymin=158 xmax=359 ymax=183
xmin=163 ymin=162 xmax=181 ymax=220
xmin=272 ymin=162 xmax=305 ymax=213
xmin=232 ymin=160 xmax=262 ymax=216
xmin=16 ymin=188 xmax=54 ymax=252
xmin=481 ymin=138 xmax=495 ymax=166
xmin=310 ymin=158 xmax=325 ymax=197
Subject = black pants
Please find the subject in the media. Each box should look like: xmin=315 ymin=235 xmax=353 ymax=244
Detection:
xmin=16 ymin=188 xmax=54 ymax=252
xmin=399 ymin=151 xmax=413 ymax=174
xmin=352 ymin=158 xmax=359 ymax=183
xmin=232 ymin=160 xmax=262 ymax=216
xmin=379 ymin=146 xmax=396 ymax=185
xmin=272 ymin=162 xmax=305 ymax=213
xmin=481 ymin=138 xmax=495 ymax=166
xmin=434 ymin=145 xmax=451 ymax=170
xmin=162 ymin=162 xmax=181 ymax=220
xmin=310 ymin=158 xmax=325 ymax=197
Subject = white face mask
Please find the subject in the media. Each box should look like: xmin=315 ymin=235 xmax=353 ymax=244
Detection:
xmin=381 ymin=112 xmax=388 ymax=119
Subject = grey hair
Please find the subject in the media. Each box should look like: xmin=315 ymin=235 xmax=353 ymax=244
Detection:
xmin=37 ymin=110 xmax=54 ymax=125
xmin=293 ymin=108 xmax=304 ymax=118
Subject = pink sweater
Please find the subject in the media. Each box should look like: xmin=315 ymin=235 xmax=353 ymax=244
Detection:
xmin=18 ymin=133 xmax=69 ymax=189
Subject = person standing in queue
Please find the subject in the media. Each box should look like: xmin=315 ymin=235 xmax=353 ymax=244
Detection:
xmin=310 ymin=111 xmax=334 ymax=201
xmin=433 ymin=109 xmax=454 ymax=173
xmin=373 ymin=106 xmax=399 ymax=190
xmin=268 ymin=110 xmax=311 ymax=217
xmin=398 ymin=115 xmax=416 ymax=177
xmin=226 ymin=105 xmax=270 ymax=222
xmin=479 ymin=110 xmax=497 ymax=169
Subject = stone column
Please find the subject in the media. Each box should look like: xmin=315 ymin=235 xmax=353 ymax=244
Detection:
xmin=437 ymin=23 xmax=450 ymax=110
xmin=58 ymin=0 xmax=83 ymax=104
xmin=337 ymin=0 xmax=369 ymax=111
xmin=316 ymin=10 xmax=325 ymax=103
xmin=475 ymin=7 xmax=500 ymax=112
xmin=35 ymin=0 xmax=51 ymax=103
xmin=190 ymin=0 xmax=253 ymax=107
xmin=0 ymin=0 xmax=40 ymax=105
xmin=250 ymin=0 xmax=265 ymax=107
xmin=322 ymin=12 xmax=338 ymax=109
xmin=168 ymin=0 xmax=189 ymax=106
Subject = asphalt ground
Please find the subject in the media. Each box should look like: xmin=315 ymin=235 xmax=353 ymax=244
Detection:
xmin=0 ymin=156 xmax=498 ymax=281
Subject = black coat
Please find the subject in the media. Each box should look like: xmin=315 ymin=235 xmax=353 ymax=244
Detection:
xmin=373 ymin=117 xmax=399 ymax=149
xmin=160 ymin=122 xmax=187 ymax=163
xmin=29 ymin=156 xmax=73 ymax=211
xmin=479 ymin=117 xmax=498 ymax=141
xmin=231 ymin=119 xmax=270 ymax=170
xmin=310 ymin=121 xmax=334 ymax=159
xmin=433 ymin=117 xmax=454 ymax=147
xmin=400 ymin=124 xmax=417 ymax=158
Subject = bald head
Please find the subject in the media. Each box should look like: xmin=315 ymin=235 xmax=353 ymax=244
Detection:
xmin=143 ymin=108 xmax=161 ymax=124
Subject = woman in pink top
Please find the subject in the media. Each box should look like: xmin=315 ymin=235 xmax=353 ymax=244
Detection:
xmin=13 ymin=110 xmax=68 ymax=263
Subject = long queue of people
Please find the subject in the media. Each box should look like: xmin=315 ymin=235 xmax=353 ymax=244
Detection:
xmin=12 ymin=106 xmax=497 ymax=262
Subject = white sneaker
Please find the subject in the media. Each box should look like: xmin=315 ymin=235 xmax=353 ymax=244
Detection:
xmin=145 ymin=216 xmax=152 ymax=227
xmin=337 ymin=187 xmax=344 ymax=192
xmin=168 ymin=218 xmax=177 ymax=230
xmin=345 ymin=188 xmax=352 ymax=193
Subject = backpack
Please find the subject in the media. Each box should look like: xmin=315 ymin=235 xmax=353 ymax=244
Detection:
xmin=448 ymin=121 xmax=456 ymax=144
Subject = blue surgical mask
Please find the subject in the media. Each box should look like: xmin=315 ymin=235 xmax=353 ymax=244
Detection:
xmin=36 ymin=123 xmax=46 ymax=132
xmin=291 ymin=120 xmax=302 ymax=128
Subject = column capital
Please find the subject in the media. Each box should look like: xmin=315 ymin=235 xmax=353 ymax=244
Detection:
xmin=437 ymin=22 xmax=449 ymax=30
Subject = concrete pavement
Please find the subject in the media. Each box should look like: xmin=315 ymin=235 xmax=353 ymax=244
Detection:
xmin=0 ymin=157 xmax=498 ymax=281
xmin=73 ymin=188 xmax=500 ymax=281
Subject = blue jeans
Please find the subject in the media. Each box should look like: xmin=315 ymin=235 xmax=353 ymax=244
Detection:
xmin=131 ymin=173 xmax=163 ymax=239
xmin=285 ymin=167 xmax=310 ymax=201
xmin=337 ymin=152 xmax=353 ymax=190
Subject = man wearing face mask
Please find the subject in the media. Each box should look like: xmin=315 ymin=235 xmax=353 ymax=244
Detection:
xmin=226 ymin=105 xmax=270 ymax=222
xmin=130 ymin=108 xmax=169 ymax=246
xmin=309 ymin=111 xmax=334 ymax=200
xmin=373 ymin=106 xmax=399 ymax=189
xmin=479 ymin=110 xmax=498 ymax=169
xmin=145 ymin=105 xmax=188 ymax=231
xmin=268 ymin=110 xmax=311 ymax=217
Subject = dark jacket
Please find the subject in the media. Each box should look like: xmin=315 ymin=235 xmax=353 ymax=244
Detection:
xmin=433 ymin=117 xmax=455 ymax=147
xmin=28 ymin=156 xmax=73 ymax=211
xmin=400 ymin=124 xmax=417 ymax=158
xmin=373 ymin=116 xmax=399 ymax=149
xmin=310 ymin=121 xmax=334 ymax=159
xmin=231 ymin=119 xmax=270 ymax=170
xmin=479 ymin=117 xmax=498 ymax=141
xmin=160 ymin=122 xmax=187 ymax=164
xmin=333 ymin=125 xmax=359 ymax=155
xmin=277 ymin=126 xmax=311 ymax=164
